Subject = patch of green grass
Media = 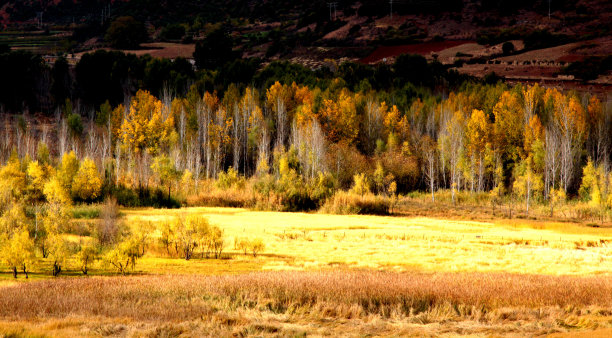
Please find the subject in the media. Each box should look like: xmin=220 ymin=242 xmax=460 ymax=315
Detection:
xmin=72 ymin=205 xmax=101 ymax=219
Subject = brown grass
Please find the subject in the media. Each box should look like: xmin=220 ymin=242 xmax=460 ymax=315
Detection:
xmin=321 ymin=191 xmax=390 ymax=215
xmin=1 ymin=271 xmax=611 ymax=336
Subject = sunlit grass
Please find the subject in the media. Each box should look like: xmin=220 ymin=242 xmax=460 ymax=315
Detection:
xmin=122 ymin=207 xmax=612 ymax=276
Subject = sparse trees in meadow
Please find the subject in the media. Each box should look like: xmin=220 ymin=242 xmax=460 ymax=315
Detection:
xmin=235 ymin=237 xmax=265 ymax=257
xmin=0 ymin=228 xmax=35 ymax=278
xmin=77 ymin=245 xmax=97 ymax=275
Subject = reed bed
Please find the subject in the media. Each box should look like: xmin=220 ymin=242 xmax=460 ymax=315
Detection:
xmin=1 ymin=271 xmax=611 ymax=321
xmin=2 ymin=271 xmax=612 ymax=336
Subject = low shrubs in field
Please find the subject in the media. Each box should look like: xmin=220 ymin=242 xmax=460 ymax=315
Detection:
xmin=322 ymin=191 xmax=390 ymax=215
xmin=72 ymin=204 xmax=101 ymax=219
xmin=186 ymin=187 xmax=256 ymax=208
xmin=158 ymin=215 xmax=225 ymax=259
xmin=113 ymin=185 xmax=181 ymax=208
xmin=234 ymin=237 xmax=266 ymax=257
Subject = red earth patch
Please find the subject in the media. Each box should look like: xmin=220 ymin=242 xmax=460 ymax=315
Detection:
xmin=360 ymin=40 xmax=473 ymax=64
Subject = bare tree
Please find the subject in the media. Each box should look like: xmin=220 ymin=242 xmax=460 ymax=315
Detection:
xmin=544 ymin=126 xmax=560 ymax=199
xmin=421 ymin=135 xmax=437 ymax=202
xmin=275 ymin=98 xmax=287 ymax=150
xmin=291 ymin=119 xmax=326 ymax=180
xmin=365 ymin=98 xmax=384 ymax=153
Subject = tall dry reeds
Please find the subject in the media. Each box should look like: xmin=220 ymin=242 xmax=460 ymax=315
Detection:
xmin=321 ymin=191 xmax=391 ymax=215
xmin=1 ymin=271 xmax=610 ymax=322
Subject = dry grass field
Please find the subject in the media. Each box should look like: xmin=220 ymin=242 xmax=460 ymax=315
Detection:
xmin=122 ymin=207 xmax=612 ymax=275
xmin=1 ymin=207 xmax=612 ymax=336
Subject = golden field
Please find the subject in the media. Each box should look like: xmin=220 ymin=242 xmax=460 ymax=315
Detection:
xmin=122 ymin=207 xmax=612 ymax=276
xmin=1 ymin=206 xmax=612 ymax=337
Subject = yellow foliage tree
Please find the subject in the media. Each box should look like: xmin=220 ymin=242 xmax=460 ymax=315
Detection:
xmin=350 ymin=173 xmax=370 ymax=196
xmin=493 ymin=91 xmax=524 ymax=161
xmin=320 ymin=89 xmax=359 ymax=143
xmin=0 ymin=228 xmax=35 ymax=278
xmin=0 ymin=155 xmax=26 ymax=206
xmin=120 ymin=90 xmax=174 ymax=155
xmin=57 ymin=151 xmax=79 ymax=192
xmin=26 ymin=161 xmax=51 ymax=202
xmin=71 ymin=158 xmax=103 ymax=201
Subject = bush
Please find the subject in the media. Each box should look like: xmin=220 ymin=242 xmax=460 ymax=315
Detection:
xmin=95 ymin=197 xmax=121 ymax=245
xmin=105 ymin=16 xmax=148 ymax=49
xmin=321 ymin=191 xmax=390 ymax=215
xmin=160 ymin=24 xmax=185 ymax=41
xmin=113 ymin=186 xmax=181 ymax=208
xmin=72 ymin=204 xmax=101 ymax=219
xmin=235 ymin=237 xmax=265 ymax=257
xmin=502 ymin=41 xmax=514 ymax=55
xmin=216 ymin=167 xmax=246 ymax=190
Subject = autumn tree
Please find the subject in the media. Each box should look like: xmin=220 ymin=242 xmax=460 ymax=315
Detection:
xmin=493 ymin=91 xmax=524 ymax=166
xmin=466 ymin=109 xmax=489 ymax=192
xmin=350 ymin=173 xmax=370 ymax=196
xmin=320 ymin=89 xmax=359 ymax=144
xmin=57 ymin=151 xmax=79 ymax=192
xmin=439 ymin=108 xmax=464 ymax=203
xmin=72 ymin=158 xmax=103 ymax=201
xmin=579 ymin=159 xmax=611 ymax=223
xmin=174 ymin=216 xmax=211 ymax=260
xmin=77 ymin=245 xmax=97 ymax=275
xmin=151 ymin=155 xmax=179 ymax=198
xmin=0 ymin=155 xmax=26 ymax=209
xmin=421 ymin=135 xmax=437 ymax=201
xmin=0 ymin=228 xmax=35 ymax=278
xmin=513 ymin=159 xmax=543 ymax=216
xmin=549 ymin=90 xmax=586 ymax=193
xmin=48 ymin=233 xmax=69 ymax=276
xmin=120 ymin=90 xmax=174 ymax=188
xmin=104 ymin=236 xmax=142 ymax=275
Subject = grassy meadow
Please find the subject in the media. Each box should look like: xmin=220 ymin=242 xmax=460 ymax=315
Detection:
xmin=1 ymin=205 xmax=612 ymax=336
xmin=116 ymin=207 xmax=612 ymax=276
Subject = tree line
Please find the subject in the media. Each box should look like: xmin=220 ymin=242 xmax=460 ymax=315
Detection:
xmin=1 ymin=76 xmax=611 ymax=278
xmin=1 ymin=80 xmax=610 ymax=209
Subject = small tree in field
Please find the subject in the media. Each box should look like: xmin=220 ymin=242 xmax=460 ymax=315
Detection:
xmin=104 ymin=236 xmax=142 ymax=275
xmin=0 ymin=229 xmax=35 ymax=278
xmin=205 ymin=226 xmax=224 ymax=259
xmin=388 ymin=180 xmax=398 ymax=214
xmin=175 ymin=216 xmax=210 ymax=260
xmin=48 ymin=234 xmax=69 ymax=277
xmin=235 ymin=237 xmax=250 ymax=255
xmin=77 ymin=245 xmax=97 ymax=275
xmin=249 ymin=238 xmax=265 ymax=257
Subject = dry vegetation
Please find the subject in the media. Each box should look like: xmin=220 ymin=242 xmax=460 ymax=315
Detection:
xmin=116 ymin=207 xmax=612 ymax=275
xmin=1 ymin=271 xmax=612 ymax=336
xmin=2 ymin=206 xmax=612 ymax=336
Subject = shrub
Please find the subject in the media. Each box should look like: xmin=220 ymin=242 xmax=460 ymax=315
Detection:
xmin=160 ymin=24 xmax=185 ymax=41
xmin=234 ymin=237 xmax=265 ymax=257
xmin=216 ymin=167 xmax=246 ymax=190
xmin=113 ymin=185 xmax=181 ymax=208
xmin=96 ymin=197 xmax=120 ymax=245
xmin=105 ymin=16 xmax=148 ymax=49
xmin=249 ymin=238 xmax=265 ymax=257
xmin=321 ymin=191 xmax=390 ymax=215
xmin=103 ymin=236 xmax=142 ymax=275
xmin=502 ymin=41 xmax=514 ymax=55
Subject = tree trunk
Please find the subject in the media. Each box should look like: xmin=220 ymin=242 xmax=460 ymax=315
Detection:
xmin=12 ymin=267 xmax=17 ymax=278
xmin=22 ymin=264 xmax=28 ymax=279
